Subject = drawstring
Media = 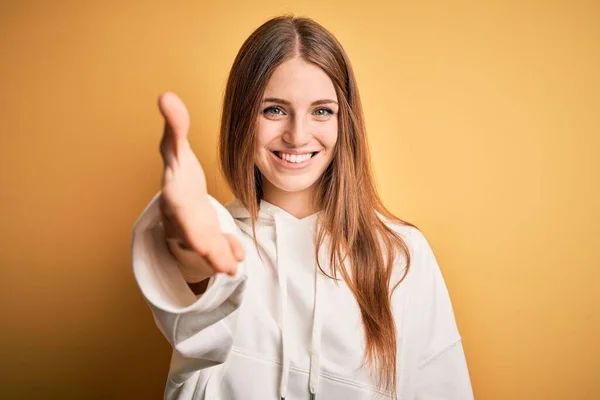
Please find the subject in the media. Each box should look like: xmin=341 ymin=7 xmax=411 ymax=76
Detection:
xmin=271 ymin=209 xmax=322 ymax=399
xmin=272 ymin=212 xmax=291 ymax=400
xmin=309 ymin=262 xmax=323 ymax=399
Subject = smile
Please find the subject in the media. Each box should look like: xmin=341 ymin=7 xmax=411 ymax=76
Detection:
xmin=270 ymin=151 xmax=319 ymax=168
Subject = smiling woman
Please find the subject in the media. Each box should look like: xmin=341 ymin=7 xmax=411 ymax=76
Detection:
xmin=255 ymin=58 xmax=340 ymax=212
xmin=132 ymin=15 xmax=473 ymax=400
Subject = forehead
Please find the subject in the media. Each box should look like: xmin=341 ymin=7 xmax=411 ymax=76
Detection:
xmin=263 ymin=57 xmax=337 ymax=103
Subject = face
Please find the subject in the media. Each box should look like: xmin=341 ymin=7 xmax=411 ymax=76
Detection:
xmin=254 ymin=57 xmax=339 ymax=198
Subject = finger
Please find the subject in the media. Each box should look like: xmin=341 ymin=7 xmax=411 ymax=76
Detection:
xmin=158 ymin=92 xmax=190 ymax=164
xmin=174 ymin=226 xmax=237 ymax=277
xmin=182 ymin=224 xmax=236 ymax=276
xmin=224 ymin=233 xmax=245 ymax=262
xmin=205 ymin=236 xmax=239 ymax=276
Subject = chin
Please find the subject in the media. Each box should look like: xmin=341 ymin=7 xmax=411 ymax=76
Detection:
xmin=267 ymin=175 xmax=319 ymax=194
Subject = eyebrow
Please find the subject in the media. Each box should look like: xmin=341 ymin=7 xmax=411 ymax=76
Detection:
xmin=262 ymin=97 xmax=338 ymax=106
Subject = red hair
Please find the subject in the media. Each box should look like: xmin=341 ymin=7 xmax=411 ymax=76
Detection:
xmin=219 ymin=16 xmax=414 ymax=393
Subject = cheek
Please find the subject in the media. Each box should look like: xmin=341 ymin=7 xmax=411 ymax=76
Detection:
xmin=321 ymin=121 xmax=339 ymax=150
xmin=255 ymin=119 xmax=281 ymax=152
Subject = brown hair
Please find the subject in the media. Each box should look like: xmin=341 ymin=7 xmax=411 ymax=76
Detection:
xmin=219 ymin=15 xmax=413 ymax=393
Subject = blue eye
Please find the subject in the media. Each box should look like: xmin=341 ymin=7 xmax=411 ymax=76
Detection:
xmin=264 ymin=106 xmax=285 ymax=116
xmin=314 ymin=108 xmax=333 ymax=116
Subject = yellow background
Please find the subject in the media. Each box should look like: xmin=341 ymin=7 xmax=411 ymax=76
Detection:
xmin=1 ymin=1 xmax=598 ymax=399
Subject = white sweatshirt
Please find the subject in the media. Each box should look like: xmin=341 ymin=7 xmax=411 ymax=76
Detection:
xmin=132 ymin=193 xmax=474 ymax=400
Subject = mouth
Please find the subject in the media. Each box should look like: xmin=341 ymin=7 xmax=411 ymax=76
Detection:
xmin=270 ymin=150 xmax=320 ymax=168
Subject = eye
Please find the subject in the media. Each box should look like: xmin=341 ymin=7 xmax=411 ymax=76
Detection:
xmin=313 ymin=108 xmax=334 ymax=119
xmin=263 ymin=106 xmax=286 ymax=117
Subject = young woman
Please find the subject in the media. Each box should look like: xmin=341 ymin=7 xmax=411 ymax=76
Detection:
xmin=132 ymin=15 xmax=473 ymax=400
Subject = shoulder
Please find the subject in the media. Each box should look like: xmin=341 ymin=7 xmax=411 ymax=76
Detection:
xmin=382 ymin=219 xmax=437 ymax=269
xmin=385 ymin=221 xmax=463 ymax=342
xmin=380 ymin=219 xmax=449 ymax=294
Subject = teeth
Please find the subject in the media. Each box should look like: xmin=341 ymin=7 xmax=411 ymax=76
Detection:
xmin=277 ymin=152 xmax=313 ymax=163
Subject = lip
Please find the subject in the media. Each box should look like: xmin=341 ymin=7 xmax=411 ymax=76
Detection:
xmin=270 ymin=150 xmax=319 ymax=169
xmin=271 ymin=149 xmax=320 ymax=155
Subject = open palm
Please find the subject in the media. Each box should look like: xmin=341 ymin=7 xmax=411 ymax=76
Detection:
xmin=158 ymin=92 xmax=243 ymax=278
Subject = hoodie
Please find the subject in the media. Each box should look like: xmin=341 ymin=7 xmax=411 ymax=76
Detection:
xmin=132 ymin=193 xmax=474 ymax=399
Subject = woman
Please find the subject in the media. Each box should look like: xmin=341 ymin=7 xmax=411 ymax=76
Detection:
xmin=132 ymin=15 xmax=473 ymax=399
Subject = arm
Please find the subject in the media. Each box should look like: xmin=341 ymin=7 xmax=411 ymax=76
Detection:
xmin=409 ymin=230 xmax=474 ymax=400
xmin=132 ymin=192 xmax=247 ymax=385
xmin=416 ymin=340 xmax=473 ymax=400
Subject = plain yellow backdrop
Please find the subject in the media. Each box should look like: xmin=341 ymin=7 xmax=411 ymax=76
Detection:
xmin=1 ymin=1 xmax=598 ymax=399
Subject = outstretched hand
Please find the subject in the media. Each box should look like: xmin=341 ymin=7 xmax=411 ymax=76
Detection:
xmin=158 ymin=92 xmax=244 ymax=278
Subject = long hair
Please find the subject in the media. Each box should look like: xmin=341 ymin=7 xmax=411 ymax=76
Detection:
xmin=219 ymin=15 xmax=413 ymax=393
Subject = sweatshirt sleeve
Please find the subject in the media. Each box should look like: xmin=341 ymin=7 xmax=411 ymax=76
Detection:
xmin=416 ymin=340 xmax=473 ymax=399
xmin=411 ymin=230 xmax=474 ymax=400
xmin=131 ymin=192 xmax=247 ymax=386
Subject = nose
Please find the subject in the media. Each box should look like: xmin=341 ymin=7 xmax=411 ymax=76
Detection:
xmin=282 ymin=115 xmax=311 ymax=148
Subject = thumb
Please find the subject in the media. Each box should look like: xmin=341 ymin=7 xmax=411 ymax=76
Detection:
xmin=158 ymin=92 xmax=190 ymax=158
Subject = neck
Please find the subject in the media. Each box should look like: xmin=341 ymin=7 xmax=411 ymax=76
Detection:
xmin=262 ymin=180 xmax=318 ymax=219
